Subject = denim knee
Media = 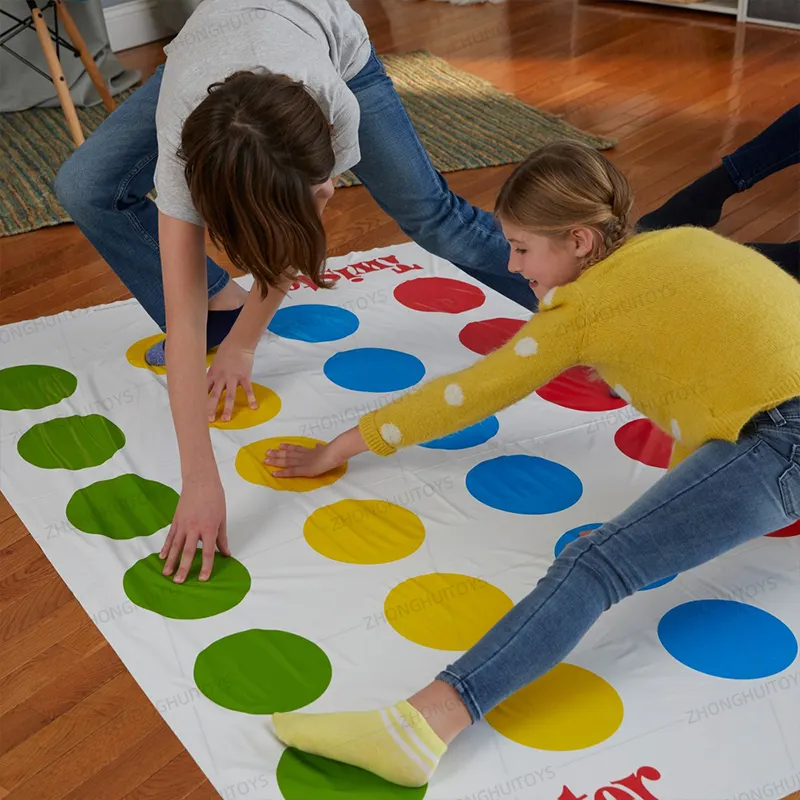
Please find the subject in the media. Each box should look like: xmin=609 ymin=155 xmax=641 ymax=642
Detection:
xmin=557 ymin=528 xmax=638 ymax=608
xmin=54 ymin=147 xmax=108 ymax=217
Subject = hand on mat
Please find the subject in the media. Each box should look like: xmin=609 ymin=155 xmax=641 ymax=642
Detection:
xmin=264 ymin=442 xmax=344 ymax=478
xmin=264 ymin=427 xmax=370 ymax=477
xmin=160 ymin=479 xmax=230 ymax=583
xmin=207 ymin=342 xmax=258 ymax=423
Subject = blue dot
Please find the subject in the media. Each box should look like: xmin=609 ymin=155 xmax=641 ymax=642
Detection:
xmin=553 ymin=524 xmax=677 ymax=591
xmin=420 ymin=416 xmax=499 ymax=450
xmin=323 ymin=348 xmax=425 ymax=392
xmin=554 ymin=524 xmax=603 ymax=557
xmin=269 ymin=305 xmax=359 ymax=343
xmin=643 ymin=574 xmax=676 ymax=591
xmin=658 ymin=600 xmax=798 ymax=679
xmin=466 ymin=455 xmax=582 ymax=514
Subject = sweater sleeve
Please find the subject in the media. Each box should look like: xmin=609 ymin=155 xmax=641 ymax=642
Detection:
xmin=358 ymin=287 xmax=583 ymax=455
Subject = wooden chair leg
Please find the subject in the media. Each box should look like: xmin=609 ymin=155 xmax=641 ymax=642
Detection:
xmin=54 ymin=0 xmax=116 ymax=113
xmin=30 ymin=4 xmax=85 ymax=146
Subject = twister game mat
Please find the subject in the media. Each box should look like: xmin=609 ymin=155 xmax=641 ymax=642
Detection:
xmin=1 ymin=242 xmax=798 ymax=800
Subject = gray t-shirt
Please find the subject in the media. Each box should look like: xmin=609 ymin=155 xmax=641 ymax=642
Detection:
xmin=153 ymin=0 xmax=371 ymax=226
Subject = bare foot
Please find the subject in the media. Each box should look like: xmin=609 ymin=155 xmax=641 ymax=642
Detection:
xmin=407 ymin=680 xmax=472 ymax=745
xmin=209 ymin=280 xmax=248 ymax=311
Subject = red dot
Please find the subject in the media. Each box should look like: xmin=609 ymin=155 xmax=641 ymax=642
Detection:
xmin=536 ymin=366 xmax=628 ymax=413
xmin=614 ymin=418 xmax=674 ymax=469
xmin=767 ymin=520 xmax=800 ymax=538
xmin=394 ymin=277 xmax=485 ymax=314
xmin=459 ymin=317 xmax=527 ymax=355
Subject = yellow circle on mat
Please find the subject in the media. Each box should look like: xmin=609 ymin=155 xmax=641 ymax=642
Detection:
xmin=236 ymin=436 xmax=347 ymax=492
xmin=304 ymin=500 xmax=425 ymax=564
xmin=384 ymin=573 xmax=513 ymax=651
xmin=126 ymin=334 xmax=215 ymax=375
xmin=210 ymin=384 xmax=282 ymax=430
xmin=485 ymin=663 xmax=624 ymax=750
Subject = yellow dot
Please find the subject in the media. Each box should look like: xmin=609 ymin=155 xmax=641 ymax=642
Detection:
xmin=210 ymin=384 xmax=282 ymax=430
xmin=235 ymin=436 xmax=347 ymax=492
xmin=126 ymin=334 xmax=215 ymax=375
xmin=485 ymin=663 xmax=624 ymax=750
xmin=384 ymin=573 xmax=513 ymax=651
xmin=304 ymin=500 xmax=425 ymax=564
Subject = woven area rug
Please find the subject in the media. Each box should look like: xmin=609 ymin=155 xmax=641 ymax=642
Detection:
xmin=1 ymin=50 xmax=614 ymax=237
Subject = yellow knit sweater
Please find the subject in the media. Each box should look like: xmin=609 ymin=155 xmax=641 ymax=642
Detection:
xmin=358 ymin=228 xmax=800 ymax=469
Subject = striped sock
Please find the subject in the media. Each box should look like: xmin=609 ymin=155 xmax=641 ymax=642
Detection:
xmin=272 ymin=700 xmax=446 ymax=787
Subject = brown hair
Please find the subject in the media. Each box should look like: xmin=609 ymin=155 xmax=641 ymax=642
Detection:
xmin=495 ymin=141 xmax=634 ymax=268
xmin=179 ymin=70 xmax=336 ymax=297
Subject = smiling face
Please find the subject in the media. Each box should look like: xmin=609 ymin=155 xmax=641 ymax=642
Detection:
xmin=500 ymin=218 xmax=597 ymax=302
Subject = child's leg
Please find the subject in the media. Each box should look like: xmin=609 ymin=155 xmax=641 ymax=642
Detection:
xmin=638 ymin=104 xmax=799 ymax=232
xmin=54 ymin=66 xmax=238 ymax=335
xmin=273 ymin=397 xmax=800 ymax=786
xmin=345 ymin=46 xmax=537 ymax=312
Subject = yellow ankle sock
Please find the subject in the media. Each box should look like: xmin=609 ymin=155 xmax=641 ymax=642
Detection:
xmin=272 ymin=700 xmax=447 ymax=787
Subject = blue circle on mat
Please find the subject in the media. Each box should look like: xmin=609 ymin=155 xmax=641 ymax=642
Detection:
xmin=323 ymin=348 xmax=425 ymax=392
xmin=268 ymin=305 xmax=359 ymax=343
xmin=554 ymin=523 xmax=603 ymax=557
xmin=553 ymin=524 xmax=677 ymax=591
xmin=420 ymin=416 xmax=500 ymax=450
xmin=466 ymin=455 xmax=582 ymax=514
xmin=643 ymin=574 xmax=677 ymax=591
xmin=658 ymin=599 xmax=798 ymax=679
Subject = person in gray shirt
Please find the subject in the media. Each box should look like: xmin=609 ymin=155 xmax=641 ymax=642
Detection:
xmin=55 ymin=0 xmax=531 ymax=583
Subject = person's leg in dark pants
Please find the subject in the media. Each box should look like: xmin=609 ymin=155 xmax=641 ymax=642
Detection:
xmin=638 ymin=105 xmax=799 ymax=278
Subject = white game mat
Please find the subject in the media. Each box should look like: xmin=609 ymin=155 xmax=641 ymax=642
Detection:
xmin=1 ymin=242 xmax=798 ymax=800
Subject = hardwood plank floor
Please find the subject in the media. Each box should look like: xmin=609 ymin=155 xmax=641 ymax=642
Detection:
xmin=1 ymin=1 xmax=798 ymax=797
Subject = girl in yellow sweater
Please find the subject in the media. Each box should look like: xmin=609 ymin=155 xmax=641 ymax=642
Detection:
xmin=266 ymin=142 xmax=800 ymax=788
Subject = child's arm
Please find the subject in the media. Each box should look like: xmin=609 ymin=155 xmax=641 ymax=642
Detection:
xmin=267 ymin=289 xmax=582 ymax=475
xmin=158 ymin=213 xmax=230 ymax=583
xmin=207 ymin=275 xmax=292 ymax=422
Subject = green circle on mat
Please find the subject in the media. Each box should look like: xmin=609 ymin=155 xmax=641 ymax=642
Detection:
xmin=277 ymin=749 xmax=427 ymax=799
xmin=123 ymin=551 xmax=250 ymax=620
xmin=17 ymin=414 xmax=125 ymax=469
xmin=66 ymin=474 xmax=179 ymax=539
xmin=0 ymin=364 xmax=77 ymax=411
xmin=193 ymin=629 xmax=331 ymax=714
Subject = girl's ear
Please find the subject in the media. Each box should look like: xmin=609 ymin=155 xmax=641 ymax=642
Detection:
xmin=571 ymin=227 xmax=597 ymax=259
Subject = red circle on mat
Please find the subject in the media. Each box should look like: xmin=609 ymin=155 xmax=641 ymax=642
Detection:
xmin=459 ymin=318 xmax=527 ymax=355
xmin=614 ymin=418 xmax=673 ymax=469
xmin=766 ymin=520 xmax=800 ymax=538
xmin=536 ymin=366 xmax=629 ymax=413
xmin=394 ymin=277 xmax=485 ymax=314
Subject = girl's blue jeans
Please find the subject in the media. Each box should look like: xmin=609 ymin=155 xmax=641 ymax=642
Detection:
xmin=54 ymin=45 xmax=533 ymax=332
xmin=438 ymin=396 xmax=800 ymax=722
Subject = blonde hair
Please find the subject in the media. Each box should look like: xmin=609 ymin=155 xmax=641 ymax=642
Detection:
xmin=495 ymin=141 xmax=634 ymax=268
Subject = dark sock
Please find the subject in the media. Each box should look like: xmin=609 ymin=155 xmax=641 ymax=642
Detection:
xmin=638 ymin=165 xmax=738 ymax=232
xmin=206 ymin=306 xmax=245 ymax=350
xmin=748 ymin=241 xmax=800 ymax=280
xmin=144 ymin=306 xmax=245 ymax=367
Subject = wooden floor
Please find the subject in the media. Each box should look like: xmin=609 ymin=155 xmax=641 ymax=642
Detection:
xmin=1 ymin=1 xmax=798 ymax=797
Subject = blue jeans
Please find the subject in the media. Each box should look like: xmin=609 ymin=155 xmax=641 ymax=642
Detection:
xmin=54 ymin=47 xmax=533 ymax=331
xmin=438 ymin=396 xmax=800 ymax=722
xmin=722 ymin=104 xmax=800 ymax=191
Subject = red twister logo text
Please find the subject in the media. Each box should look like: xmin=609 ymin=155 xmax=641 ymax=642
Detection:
xmin=559 ymin=766 xmax=662 ymax=800
xmin=288 ymin=254 xmax=424 ymax=291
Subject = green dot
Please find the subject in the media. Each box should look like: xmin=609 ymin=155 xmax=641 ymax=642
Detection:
xmin=18 ymin=414 xmax=125 ymax=469
xmin=66 ymin=474 xmax=179 ymax=539
xmin=277 ymin=749 xmax=427 ymax=799
xmin=0 ymin=365 xmax=77 ymax=411
xmin=124 ymin=551 xmax=250 ymax=620
xmin=194 ymin=629 xmax=331 ymax=714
